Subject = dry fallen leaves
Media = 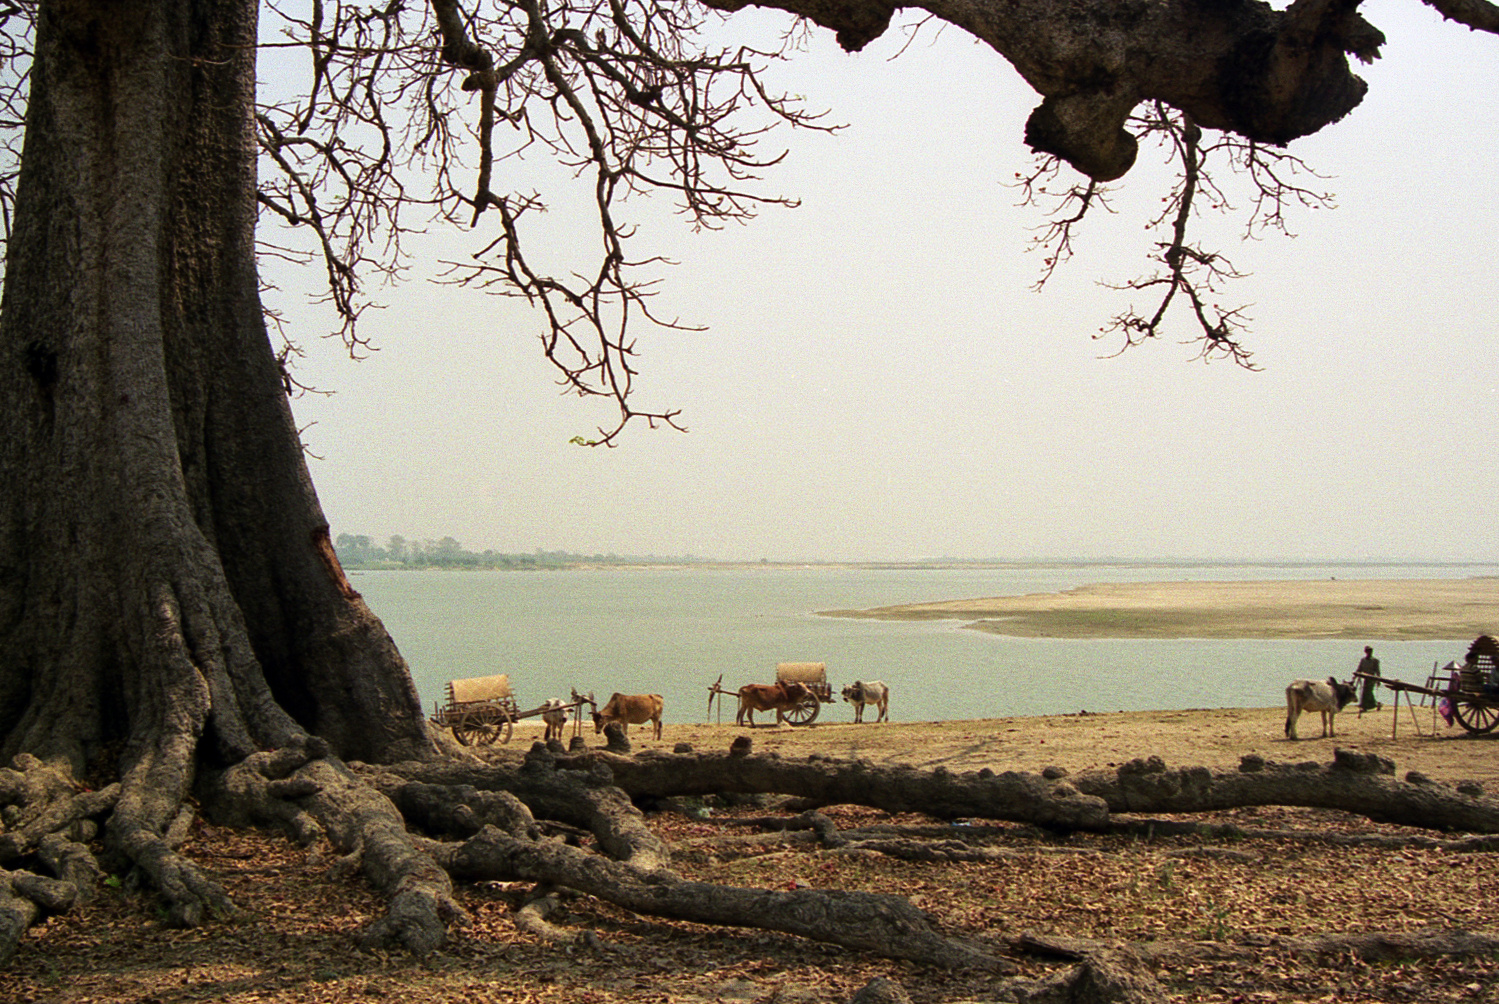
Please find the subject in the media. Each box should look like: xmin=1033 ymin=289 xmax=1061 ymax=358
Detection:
xmin=6 ymin=712 xmax=1499 ymax=1003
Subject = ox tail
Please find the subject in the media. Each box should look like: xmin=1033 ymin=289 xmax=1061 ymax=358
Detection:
xmin=1285 ymin=684 xmax=1303 ymax=738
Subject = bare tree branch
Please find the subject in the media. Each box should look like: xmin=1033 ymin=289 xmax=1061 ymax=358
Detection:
xmin=1098 ymin=105 xmax=1257 ymax=366
xmin=1011 ymin=155 xmax=1113 ymax=291
xmin=1421 ymin=0 xmax=1499 ymax=34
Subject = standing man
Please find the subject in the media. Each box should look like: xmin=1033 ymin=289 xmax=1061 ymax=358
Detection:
xmin=1357 ymin=645 xmax=1382 ymax=714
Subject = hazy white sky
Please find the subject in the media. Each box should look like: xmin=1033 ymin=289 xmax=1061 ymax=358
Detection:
xmin=283 ymin=0 xmax=1499 ymax=564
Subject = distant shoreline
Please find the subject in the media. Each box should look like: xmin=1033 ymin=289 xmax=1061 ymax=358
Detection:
xmin=820 ymin=576 xmax=1499 ymax=641
xmin=347 ymin=558 xmax=1496 ymax=573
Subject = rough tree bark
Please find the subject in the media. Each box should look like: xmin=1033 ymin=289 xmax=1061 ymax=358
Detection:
xmin=0 ymin=0 xmax=435 ymax=946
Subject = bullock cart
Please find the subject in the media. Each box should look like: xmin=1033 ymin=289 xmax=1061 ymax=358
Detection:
xmin=775 ymin=662 xmax=832 ymax=725
xmin=430 ymin=674 xmax=592 ymax=746
xmin=704 ymin=662 xmax=833 ymax=725
xmin=1355 ymin=636 xmax=1499 ymax=737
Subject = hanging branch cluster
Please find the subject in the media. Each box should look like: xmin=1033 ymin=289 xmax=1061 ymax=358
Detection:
xmin=6 ymin=0 xmax=1492 ymax=420
xmin=0 ymin=4 xmax=35 ymax=249
xmin=256 ymin=1 xmax=438 ymax=354
xmin=1017 ymin=101 xmax=1338 ymax=367
xmin=248 ymin=0 xmax=1499 ymax=416
xmin=258 ymin=0 xmax=828 ymax=444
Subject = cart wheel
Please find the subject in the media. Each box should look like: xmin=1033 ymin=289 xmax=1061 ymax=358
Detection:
xmin=496 ymin=713 xmax=515 ymax=745
xmin=780 ymin=694 xmax=821 ymax=726
xmin=1454 ymin=699 xmax=1499 ymax=734
xmin=454 ymin=706 xmax=507 ymax=746
xmin=451 ymin=719 xmax=492 ymax=746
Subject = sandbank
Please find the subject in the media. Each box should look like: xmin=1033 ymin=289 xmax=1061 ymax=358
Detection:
xmin=820 ymin=576 xmax=1499 ymax=640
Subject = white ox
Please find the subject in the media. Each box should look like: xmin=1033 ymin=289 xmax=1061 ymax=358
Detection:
xmin=541 ymin=697 xmax=569 ymax=742
xmin=841 ymin=679 xmax=890 ymax=723
xmin=1285 ymin=676 xmax=1357 ymax=740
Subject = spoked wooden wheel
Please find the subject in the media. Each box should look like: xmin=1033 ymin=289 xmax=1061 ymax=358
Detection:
xmin=452 ymin=706 xmax=511 ymax=746
xmin=1454 ymin=698 xmax=1499 ymax=734
xmin=451 ymin=717 xmax=487 ymax=746
xmin=780 ymin=695 xmax=821 ymax=726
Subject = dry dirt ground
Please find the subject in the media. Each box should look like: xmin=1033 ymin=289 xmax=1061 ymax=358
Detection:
xmin=6 ymin=708 xmax=1499 ymax=1004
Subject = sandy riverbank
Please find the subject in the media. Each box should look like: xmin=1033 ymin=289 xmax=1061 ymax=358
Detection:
xmin=821 ymin=575 xmax=1499 ymax=639
xmin=519 ymin=700 xmax=1499 ymax=787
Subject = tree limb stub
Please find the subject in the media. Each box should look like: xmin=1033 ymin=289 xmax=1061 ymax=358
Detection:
xmin=429 ymin=824 xmax=1011 ymax=970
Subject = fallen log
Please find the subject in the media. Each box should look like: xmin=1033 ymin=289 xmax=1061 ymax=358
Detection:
xmin=555 ymin=745 xmax=1499 ymax=835
xmin=1071 ymin=750 xmax=1499 ymax=833
xmin=1017 ymin=927 xmax=1499 ymax=964
xmin=559 ymin=746 xmax=1113 ymax=830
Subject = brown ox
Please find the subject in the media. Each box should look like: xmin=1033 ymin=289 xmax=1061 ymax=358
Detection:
xmin=591 ymin=692 xmax=664 ymax=739
xmin=736 ymin=681 xmax=814 ymax=727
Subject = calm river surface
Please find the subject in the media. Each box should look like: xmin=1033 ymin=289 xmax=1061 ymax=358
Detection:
xmin=351 ymin=562 xmax=1499 ymax=725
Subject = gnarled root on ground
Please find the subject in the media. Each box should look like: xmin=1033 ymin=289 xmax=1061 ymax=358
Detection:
xmin=425 ymin=821 xmax=1010 ymax=970
xmin=374 ymin=747 xmax=1007 ymax=966
xmin=14 ymin=733 xmax=1499 ymax=973
xmin=0 ymin=756 xmax=120 ymax=963
xmin=199 ymin=740 xmax=467 ymax=954
xmin=361 ymin=742 xmax=674 ymax=871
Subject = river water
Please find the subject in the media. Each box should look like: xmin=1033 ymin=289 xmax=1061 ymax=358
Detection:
xmin=351 ymin=562 xmax=1498 ymax=726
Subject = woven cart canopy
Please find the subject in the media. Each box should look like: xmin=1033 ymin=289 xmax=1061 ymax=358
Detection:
xmin=448 ymin=673 xmax=513 ymax=704
xmin=776 ymin=662 xmax=826 ymax=684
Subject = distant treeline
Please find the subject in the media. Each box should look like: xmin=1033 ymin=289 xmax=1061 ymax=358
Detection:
xmin=332 ymin=534 xmax=705 ymax=570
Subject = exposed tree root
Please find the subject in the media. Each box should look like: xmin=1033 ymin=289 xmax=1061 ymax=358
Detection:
xmin=0 ymin=756 xmax=121 ymax=961
xmin=425 ymin=822 xmax=1010 ymax=970
xmin=0 ymin=867 xmax=81 ymax=966
xmin=1108 ymin=816 xmax=1499 ymax=851
xmin=512 ymin=886 xmax=601 ymax=946
xmin=0 ymin=756 xmax=118 ymax=860
xmin=714 ymin=810 xmax=1025 ymax=862
xmin=11 ymin=732 xmax=1499 ymax=973
xmin=361 ymin=743 xmax=675 ymax=870
xmin=200 ymin=742 xmax=466 ymax=954
xmin=108 ymin=821 xmax=237 ymax=927
xmin=1016 ymin=928 xmax=1499 ymax=965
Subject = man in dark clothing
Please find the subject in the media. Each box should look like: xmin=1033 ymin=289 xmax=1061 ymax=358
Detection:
xmin=1357 ymin=645 xmax=1382 ymax=713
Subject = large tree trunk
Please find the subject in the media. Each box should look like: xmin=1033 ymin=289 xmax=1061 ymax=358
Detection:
xmin=0 ymin=0 xmax=434 ymax=927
